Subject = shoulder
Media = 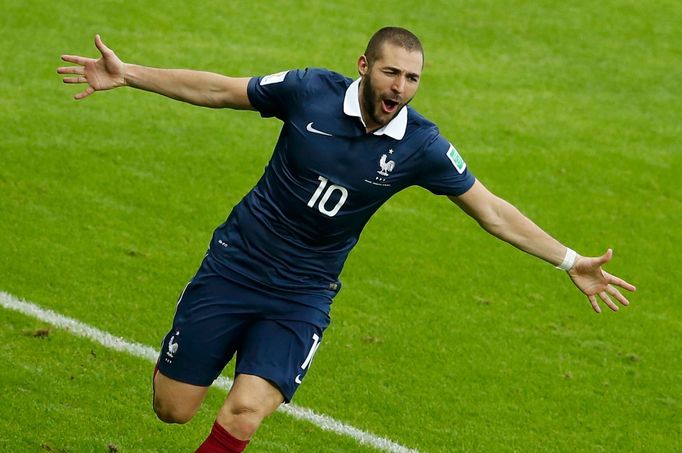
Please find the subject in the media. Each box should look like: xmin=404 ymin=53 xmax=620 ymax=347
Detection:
xmin=292 ymin=68 xmax=353 ymax=95
xmin=403 ymin=107 xmax=464 ymax=168
xmin=405 ymin=105 xmax=436 ymax=129
xmin=248 ymin=68 xmax=350 ymax=107
xmin=404 ymin=106 xmax=443 ymax=150
xmin=251 ymin=67 xmax=348 ymax=89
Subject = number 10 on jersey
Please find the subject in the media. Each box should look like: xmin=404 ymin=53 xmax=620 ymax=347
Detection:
xmin=307 ymin=176 xmax=348 ymax=217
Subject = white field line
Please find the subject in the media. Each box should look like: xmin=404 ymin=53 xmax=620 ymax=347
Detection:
xmin=0 ymin=290 xmax=418 ymax=453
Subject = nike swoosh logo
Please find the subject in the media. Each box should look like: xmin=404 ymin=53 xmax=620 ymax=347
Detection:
xmin=295 ymin=374 xmax=303 ymax=384
xmin=306 ymin=122 xmax=333 ymax=137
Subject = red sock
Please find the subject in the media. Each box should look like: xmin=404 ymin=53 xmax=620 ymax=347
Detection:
xmin=196 ymin=421 xmax=250 ymax=453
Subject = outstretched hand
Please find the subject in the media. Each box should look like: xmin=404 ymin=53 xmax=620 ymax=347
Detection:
xmin=568 ymin=249 xmax=636 ymax=313
xmin=58 ymin=34 xmax=125 ymax=99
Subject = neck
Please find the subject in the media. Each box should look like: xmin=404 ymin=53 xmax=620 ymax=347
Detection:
xmin=364 ymin=121 xmax=381 ymax=135
xmin=357 ymin=79 xmax=381 ymax=134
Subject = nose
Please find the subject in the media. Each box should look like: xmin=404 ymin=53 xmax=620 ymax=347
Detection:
xmin=392 ymin=76 xmax=406 ymax=95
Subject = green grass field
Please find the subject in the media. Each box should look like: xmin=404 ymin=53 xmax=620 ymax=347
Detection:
xmin=2 ymin=0 xmax=680 ymax=451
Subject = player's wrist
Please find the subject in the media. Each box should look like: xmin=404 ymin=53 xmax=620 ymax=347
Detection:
xmin=555 ymin=247 xmax=578 ymax=271
xmin=122 ymin=63 xmax=148 ymax=89
xmin=121 ymin=63 xmax=133 ymax=87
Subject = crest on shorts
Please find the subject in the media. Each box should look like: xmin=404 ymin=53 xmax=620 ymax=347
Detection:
xmin=166 ymin=331 xmax=179 ymax=358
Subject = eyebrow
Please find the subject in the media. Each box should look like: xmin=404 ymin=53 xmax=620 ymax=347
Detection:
xmin=382 ymin=65 xmax=421 ymax=78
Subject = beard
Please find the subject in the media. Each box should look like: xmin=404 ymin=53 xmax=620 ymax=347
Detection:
xmin=360 ymin=74 xmax=404 ymax=128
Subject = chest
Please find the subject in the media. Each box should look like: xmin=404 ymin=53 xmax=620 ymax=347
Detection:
xmin=278 ymin=120 xmax=417 ymax=198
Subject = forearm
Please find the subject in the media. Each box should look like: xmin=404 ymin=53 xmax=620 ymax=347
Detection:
xmin=479 ymin=197 xmax=572 ymax=267
xmin=123 ymin=64 xmax=252 ymax=109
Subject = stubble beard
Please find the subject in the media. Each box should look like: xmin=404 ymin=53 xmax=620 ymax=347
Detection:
xmin=361 ymin=75 xmax=393 ymax=129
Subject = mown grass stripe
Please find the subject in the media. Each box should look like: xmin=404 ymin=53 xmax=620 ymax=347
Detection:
xmin=0 ymin=290 xmax=417 ymax=453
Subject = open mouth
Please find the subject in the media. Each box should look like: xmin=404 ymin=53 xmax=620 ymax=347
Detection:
xmin=381 ymin=99 xmax=400 ymax=114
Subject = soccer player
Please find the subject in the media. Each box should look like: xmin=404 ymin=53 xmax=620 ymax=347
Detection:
xmin=58 ymin=28 xmax=635 ymax=452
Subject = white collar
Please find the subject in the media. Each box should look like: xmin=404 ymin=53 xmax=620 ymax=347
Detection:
xmin=343 ymin=78 xmax=407 ymax=140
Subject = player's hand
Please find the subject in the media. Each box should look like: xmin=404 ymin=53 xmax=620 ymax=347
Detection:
xmin=58 ymin=34 xmax=126 ymax=100
xmin=567 ymin=249 xmax=636 ymax=313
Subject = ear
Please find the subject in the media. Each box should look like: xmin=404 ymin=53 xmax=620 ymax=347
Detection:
xmin=358 ymin=55 xmax=369 ymax=77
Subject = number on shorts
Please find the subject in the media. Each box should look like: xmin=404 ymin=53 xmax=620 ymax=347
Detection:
xmin=300 ymin=333 xmax=321 ymax=371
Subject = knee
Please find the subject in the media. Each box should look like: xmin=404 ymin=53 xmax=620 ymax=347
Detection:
xmin=152 ymin=371 xmax=206 ymax=424
xmin=153 ymin=395 xmax=196 ymax=424
xmin=216 ymin=374 xmax=284 ymax=439
xmin=218 ymin=399 xmax=268 ymax=439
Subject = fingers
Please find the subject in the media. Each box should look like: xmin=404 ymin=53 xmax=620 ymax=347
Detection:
xmin=607 ymin=284 xmax=630 ymax=307
xmin=74 ymin=86 xmax=95 ymax=100
xmin=579 ymin=249 xmax=635 ymax=314
xmin=62 ymin=77 xmax=88 ymax=84
xmin=599 ymin=291 xmax=619 ymax=312
xmin=597 ymin=248 xmax=613 ymax=266
xmin=588 ymin=283 xmax=632 ymax=314
xmin=588 ymin=291 xmax=618 ymax=313
xmin=95 ymin=34 xmax=113 ymax=57
xmin=604 ymin=271 xmax=637 ymax=292
xmin=57 ymin=66 xmax=84 ymax=75
xmin=58 ymin=65 xmax=86 ymax=84
xmin=61 ymin=54 xmax=92 ymax=66
xmin=60 ymin=35 xmax=112 ymax=101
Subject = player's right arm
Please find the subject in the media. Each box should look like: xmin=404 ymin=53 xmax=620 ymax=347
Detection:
xmin=58 ymin=34 xmax=253 ymax=110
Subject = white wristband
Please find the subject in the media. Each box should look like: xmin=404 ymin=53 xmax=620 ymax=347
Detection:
xmin=555 ymin=248 xmax=577 ymax=271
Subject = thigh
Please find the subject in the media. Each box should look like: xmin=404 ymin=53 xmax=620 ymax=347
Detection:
xmin=157 ymin=262 xmax=254 ymax=387
xmin=153 ymin=370 xmax=210 ymax=423
xmin=235 ymin=319 xmax=325 ymax=403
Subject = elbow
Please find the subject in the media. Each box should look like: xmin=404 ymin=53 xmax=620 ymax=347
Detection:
xmin=477 ymin=199 xmax=518 ymax=237
xmin=477 ymin=204 xmax=505 ymax=234
xmin=478 ymin=218 xmax=505 ymax=236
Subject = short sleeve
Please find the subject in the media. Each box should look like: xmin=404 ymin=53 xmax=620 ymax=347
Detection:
xmin=415 ymin=133 xmax=476 ymax=196
xmin=247 ymin=69 xmax=309 ymax=120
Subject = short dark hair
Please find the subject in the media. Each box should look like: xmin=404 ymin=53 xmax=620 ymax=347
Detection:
xmin=364 ymin=27 xmax=424 ymax=66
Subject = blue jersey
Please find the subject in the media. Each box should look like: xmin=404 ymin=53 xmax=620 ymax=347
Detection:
xmin=208 ymin=68 xmax=475 ymax=312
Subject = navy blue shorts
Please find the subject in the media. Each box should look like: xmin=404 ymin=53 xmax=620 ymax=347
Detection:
xmin=157 ymin=256 xmax=330 ymax=402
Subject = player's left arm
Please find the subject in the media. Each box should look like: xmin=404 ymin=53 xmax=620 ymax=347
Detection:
xmin=448 ymin=180 xmax=636 ymax=313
